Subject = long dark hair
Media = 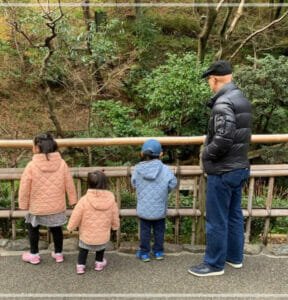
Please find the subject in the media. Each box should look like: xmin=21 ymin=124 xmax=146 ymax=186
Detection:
xmin=34 ymin=132 xmax=58 ymax=160
xmin=87 ymin=171 xmax=108 ymax=190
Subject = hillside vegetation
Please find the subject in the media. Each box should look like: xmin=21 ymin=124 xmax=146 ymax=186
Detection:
xmin=0 ymin=1 xmax=287 ymax=167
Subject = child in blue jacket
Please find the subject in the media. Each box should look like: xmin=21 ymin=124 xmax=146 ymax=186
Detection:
xmin=131 ymin=139 xmax=177 ymax=261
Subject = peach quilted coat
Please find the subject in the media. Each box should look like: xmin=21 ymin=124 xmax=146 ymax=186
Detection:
xmin=67 ymin=190 xmax=120 ymax=245
xmin=18 ymin=152 xmax=77 ymax=215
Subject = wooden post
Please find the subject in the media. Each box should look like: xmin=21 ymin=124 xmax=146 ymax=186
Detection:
xmin=174 ymin=163 xmax=180 ymax=244
xmin=196 ymin=146 xmax=206 ymax=244
xmin=116 ymin=178 xmax=121 ymax=248
xmin=11 ymin=180 xmax=16 ymax=240
xmin=245 ymin=177 xmax=255 ymax=244
xmin=263 ymin=177 xmax=274 ymax=245
xmin=77 ymin=178 xmax=82 ymax=200
xmin=191 ymin=176 xmax=198 ymax=245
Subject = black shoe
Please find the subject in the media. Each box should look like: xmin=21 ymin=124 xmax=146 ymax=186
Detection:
xmin=188 ymin=263 xmax=224 ymax=277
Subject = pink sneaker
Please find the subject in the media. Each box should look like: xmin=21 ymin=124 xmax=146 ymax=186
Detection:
xmin=94 ymin=258 xmax=107 ymax=271
xmin=51 ymin=251 xmax=64 ymax=263
xmin=22 ymin=252 xmax=40 ymax=265
xmin=76 ymin=265 xmax=86 ymax=275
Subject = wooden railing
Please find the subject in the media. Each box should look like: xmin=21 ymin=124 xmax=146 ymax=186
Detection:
xmin=0 ymin=135 xmax=288 ymax=245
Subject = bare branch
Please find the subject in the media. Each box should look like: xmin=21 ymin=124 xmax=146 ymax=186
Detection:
xmin=230 ymin=10 xmax=288 ymax=60
xmin=214 ymin=5 xmax=233 ymax=60
xmin=5 ymin=16 xmax=38 ymax=48
xmin=225 ymin=0 xmax=245 ymax=40
xmin=38 ymin=0 xmax=49 ymax=19
xmin=216 ymin=0 xmax=225 ymax=12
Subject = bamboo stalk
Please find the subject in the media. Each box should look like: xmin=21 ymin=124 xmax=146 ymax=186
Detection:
xmin=0 ymin=134 xmax=288 ymax=148
xmin=8 ymin=208 xmax=288 ymax=218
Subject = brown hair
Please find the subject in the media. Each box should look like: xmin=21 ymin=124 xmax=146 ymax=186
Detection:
xmin=87 ymin=171 xmax=108 ymax=190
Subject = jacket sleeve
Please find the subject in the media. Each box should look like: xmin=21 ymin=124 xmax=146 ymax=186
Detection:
xmin=64 ymin=161 xmax=77 ymax=206
xmin=111 ymin=201 xmax=120 ymax=231
xmin=67 ymin=199 xmax=83 ymax=231
xmin=131 ymin=167 xmax=137 ymax=189
xmin=168 ymin=170 xmax=178 ymax=192
xmin=18 ymin=163 xmax=33 ymax=210
xmin=203 ymin=98 xmax=236 ymax=161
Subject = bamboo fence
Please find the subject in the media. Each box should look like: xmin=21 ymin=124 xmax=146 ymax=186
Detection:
xmin=0 ymin=135 xmax=288 ymax=245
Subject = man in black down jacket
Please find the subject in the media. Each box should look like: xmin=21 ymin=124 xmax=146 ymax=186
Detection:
xmin=188 ymin=61 xmax=252 ymax=277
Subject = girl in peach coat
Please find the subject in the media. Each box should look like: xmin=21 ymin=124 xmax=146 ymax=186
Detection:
xmin=68 ymin=171 xmax=120 ymax=275
xmin=19 ymin=132 xmax=77 ymax=264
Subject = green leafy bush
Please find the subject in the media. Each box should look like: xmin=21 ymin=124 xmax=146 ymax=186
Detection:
xmin=234 ymin=55 xmax=288 ymax=134
xmin=136 ymin=52 xmax=212 ymax=135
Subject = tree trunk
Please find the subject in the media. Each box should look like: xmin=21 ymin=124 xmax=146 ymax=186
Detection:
xmin=214 ymin=7 xmax=233 ymax=61
xmin=274 ymin=0 xmax=284 ymax=20
xmin=44 ymin=84 xmax=64 ymax=138
xmin=197 ymin=5 xmax=218 ymax=63
xmin=82 ymin=0 xmax=104 ymax=90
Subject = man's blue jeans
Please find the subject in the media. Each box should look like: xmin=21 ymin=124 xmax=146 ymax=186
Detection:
xmin=139 ymin=218 xmax=166 ymax=254
xmin=204 ymin=168 xmax=250 ymax=270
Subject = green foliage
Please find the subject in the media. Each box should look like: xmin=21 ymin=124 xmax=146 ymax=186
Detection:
xmin=121 ymin=217 xmax=138 ymax=237
xmin=234 ymin=55 xmax=288 ymax=134
xmin=82 ymin=100 xmax=164 ymax=165
xmin=62 ymin=17 xmax=124 ymax=67
xmin=130 ymin=17 xmax=160 ymax=50
xmin=136 ymin=53 xmax=212 ymax=135
xmin=0 ymin=182 xmax=11 ymax=209
xmin=259 ymin=145 xmax=288 ymax=164
xmin=152 ymin=14 xmax=200 ymax=37
xmin=92 ymin=99 xmax=163 ymax=138
xmin=120 ymin=190 xmax=136 ymax=208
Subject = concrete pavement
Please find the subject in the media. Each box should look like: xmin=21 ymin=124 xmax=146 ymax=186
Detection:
xmin=0 ymin=251 xmax=288 ymax=300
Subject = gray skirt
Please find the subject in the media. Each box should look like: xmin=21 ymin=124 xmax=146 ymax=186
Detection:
xmin=79 ymin=240 xmax=106 ymax=252
xmin=25 ymin=211 xmax=67 ymax=228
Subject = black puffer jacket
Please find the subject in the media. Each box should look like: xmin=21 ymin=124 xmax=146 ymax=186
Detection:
xmin=202 ymin=81 xmax=252 ymax=175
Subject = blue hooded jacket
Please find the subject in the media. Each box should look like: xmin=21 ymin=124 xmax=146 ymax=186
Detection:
xmin=131 ymin=160 xmax=177 ymax=220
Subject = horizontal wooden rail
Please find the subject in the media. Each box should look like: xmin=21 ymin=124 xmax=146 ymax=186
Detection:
xmin=2 ymin=208 xmax=288 ymax=219
xmin=0 ymin=165 xmax=287 ymax=179
xmin=0 ymin=134 xmax=288 ymax=148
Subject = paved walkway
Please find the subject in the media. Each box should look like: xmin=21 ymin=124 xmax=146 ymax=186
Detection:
xmin=0 ymin=251 xmax=288 ymax=300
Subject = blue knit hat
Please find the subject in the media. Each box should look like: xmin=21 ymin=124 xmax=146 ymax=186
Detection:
xmin=141 ymin=139 xmax=162 ymax=157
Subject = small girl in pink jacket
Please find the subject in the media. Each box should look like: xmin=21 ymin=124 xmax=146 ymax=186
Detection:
xmin=19 ymin=132 xmax=77 ymax=265
xmin=67 ymin=171 xmax=120 ymax=275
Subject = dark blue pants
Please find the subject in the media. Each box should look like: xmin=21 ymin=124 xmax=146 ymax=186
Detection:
xmin=139 ymin=218 xmax=166 ymax=254
xmin=204 ymin=168 xmax=250 ymax=270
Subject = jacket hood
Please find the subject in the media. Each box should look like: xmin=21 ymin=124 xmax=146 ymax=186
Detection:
xmin=137 ymin=160 xmax=163 ymax=181
xmin=86 ymin=190 xmax=115 ymax=211
xmin=32 ymin=152 xmax=62 ymax=172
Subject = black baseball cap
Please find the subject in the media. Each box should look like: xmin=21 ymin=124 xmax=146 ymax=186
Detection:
xmin=201 ymin=60 xmax=232 ymax=79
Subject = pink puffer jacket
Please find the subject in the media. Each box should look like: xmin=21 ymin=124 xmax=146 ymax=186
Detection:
xmin=18 ymin=152 xmax=77 ymax=215
xmin=67 ymin=190 xmax=120 ymax=245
